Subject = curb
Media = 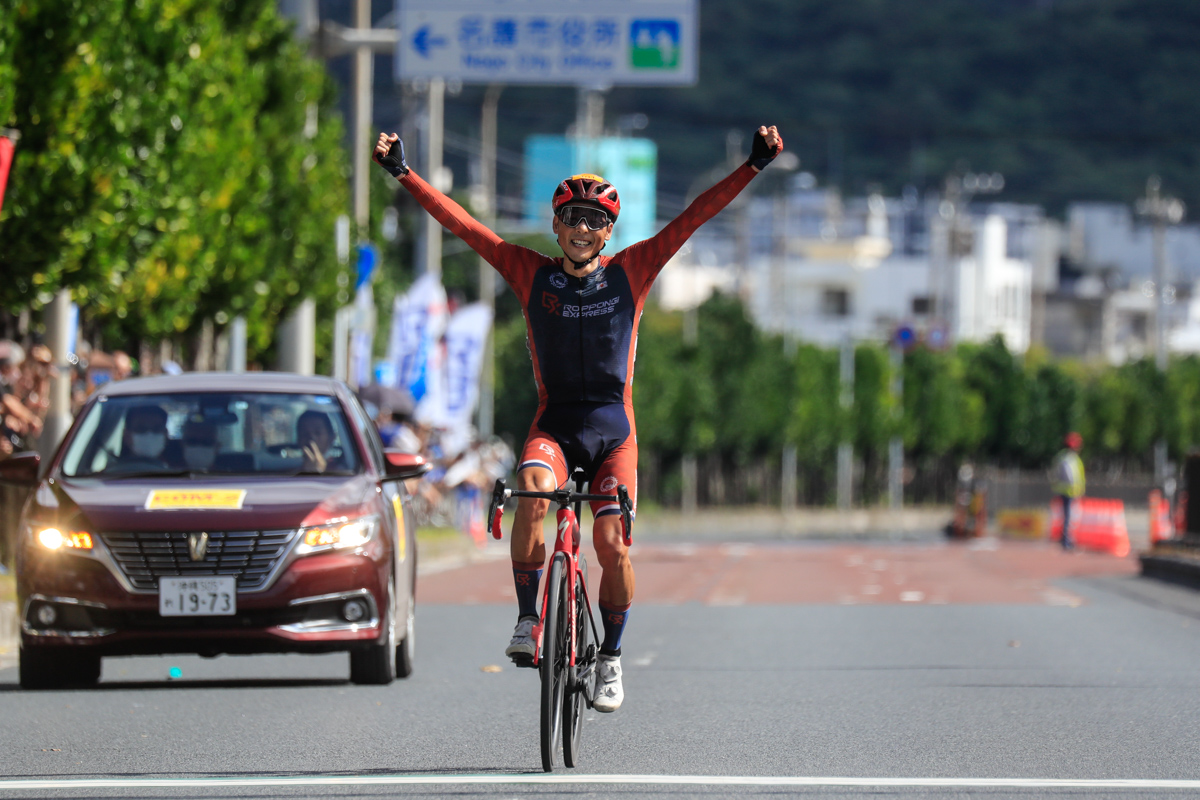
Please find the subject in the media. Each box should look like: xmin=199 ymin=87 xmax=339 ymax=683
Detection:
xmin=1140 ymin=553 xmax=1200 ymax=591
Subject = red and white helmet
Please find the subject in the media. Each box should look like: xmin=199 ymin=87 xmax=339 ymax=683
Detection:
xmin=552 ymin=173 xmax=621 ymax=223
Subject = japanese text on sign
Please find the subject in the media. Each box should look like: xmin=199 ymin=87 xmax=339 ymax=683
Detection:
xmin=397 ymin=1 xmax=697 ymax=86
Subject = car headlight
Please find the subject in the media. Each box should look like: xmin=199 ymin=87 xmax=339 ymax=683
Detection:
xmin=33 ymin=526 xmax=94 ymax=551
xmin=296 ymin=515 xmax=379 ymax=555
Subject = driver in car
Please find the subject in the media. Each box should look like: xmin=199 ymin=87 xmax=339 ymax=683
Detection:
xmin=112 ymin=405 xmax=169 ymax=472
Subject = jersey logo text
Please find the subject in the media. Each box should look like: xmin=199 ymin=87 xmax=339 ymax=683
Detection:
xmin=562 ymin=296 xmax=620 ymax=319
xmin=542 ymin=291 xmax=561 ymax=315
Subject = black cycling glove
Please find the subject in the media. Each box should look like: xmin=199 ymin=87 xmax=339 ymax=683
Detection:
xmin=375 ymin=138 xmax=409 ymax=178
xmin=746 ymin=129 xmax=782 ymax=171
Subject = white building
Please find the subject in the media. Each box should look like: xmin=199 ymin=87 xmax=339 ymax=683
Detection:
xmin=658 ymin=185 xmax=1035 ymax=353
xmin=950 ymin=215 xmax=1033 ymax=353
xmin=1068 ymin=202 xmax=1200 ymax=281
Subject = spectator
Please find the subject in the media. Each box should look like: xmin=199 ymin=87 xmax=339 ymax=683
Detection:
xmin=112 ymin=350 xmax=133 ymax=381
xmin=15 ymin=344 xmax=54 ymax=420
xmin=0 ymin=341 xmax=42 ymax=453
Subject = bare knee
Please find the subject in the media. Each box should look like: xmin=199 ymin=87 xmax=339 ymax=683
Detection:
xmin=516 ymin=468 xmax=556 ymax=521
xmin=593 ymin=516 xmax=629 ymax=571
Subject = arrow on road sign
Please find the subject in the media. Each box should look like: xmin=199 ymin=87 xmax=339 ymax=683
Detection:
xmin=412 ymin=26 xmax=447 ymax=58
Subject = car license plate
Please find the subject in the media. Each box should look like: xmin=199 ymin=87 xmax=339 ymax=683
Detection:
xmin=159 ymin=576 xmax=237 ymax=616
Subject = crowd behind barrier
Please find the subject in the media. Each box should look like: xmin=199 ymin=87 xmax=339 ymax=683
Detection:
xmin=0 ymin=339 xmax=151 ymax=566
xmin=362 ymin=393 xmax=514 ymax=545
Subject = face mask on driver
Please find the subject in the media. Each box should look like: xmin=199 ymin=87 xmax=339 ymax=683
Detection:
xmin=183 ymin=445 xmax=216 ymax=470
xmin=130 ymin=432 xmax=166 ymax=458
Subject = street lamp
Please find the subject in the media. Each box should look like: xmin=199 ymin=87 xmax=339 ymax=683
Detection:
xmin=1135 ymin=176 xmax=1186 ymax=491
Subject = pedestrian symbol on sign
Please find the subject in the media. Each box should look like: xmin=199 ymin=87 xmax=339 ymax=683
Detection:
xmin=630 ymin=20 xmax=679 ymax=69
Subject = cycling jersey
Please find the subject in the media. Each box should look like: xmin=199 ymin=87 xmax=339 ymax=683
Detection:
xmin=397 ymin=164 xmax=759 ymax=507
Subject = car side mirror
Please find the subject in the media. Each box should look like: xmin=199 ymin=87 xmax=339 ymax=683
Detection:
xmin=382 ymin=450 xmax=431 ymax=482
xmin=0 ymin=451 xmax=41 ymax=487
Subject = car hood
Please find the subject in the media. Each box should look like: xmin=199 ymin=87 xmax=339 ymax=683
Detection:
xmin=42 ymin=474 xmax=377 ymax=533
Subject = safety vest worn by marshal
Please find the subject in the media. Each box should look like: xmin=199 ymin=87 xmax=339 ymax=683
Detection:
xmin=1050 ymin=448 xmax=1085 ymax=498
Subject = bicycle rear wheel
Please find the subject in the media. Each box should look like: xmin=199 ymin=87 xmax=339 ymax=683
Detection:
xmin=563 ymin=555 xmax=592 ymax=768
xmin=540 ymin=552 xmax=569 ymax=772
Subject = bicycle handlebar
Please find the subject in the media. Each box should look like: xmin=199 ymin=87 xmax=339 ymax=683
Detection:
xmin=486 ymin=478 xmax=634 ymax=546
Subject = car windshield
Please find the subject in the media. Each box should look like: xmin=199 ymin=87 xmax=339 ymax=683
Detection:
xmin=60 ymin=392 xmax=362 ymax=478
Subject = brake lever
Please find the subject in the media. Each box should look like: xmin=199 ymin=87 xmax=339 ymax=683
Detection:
xmin=487 ymin=478 xmax=507 ymax=539
xmin=617 ymin=484 xmax=633 ymax=547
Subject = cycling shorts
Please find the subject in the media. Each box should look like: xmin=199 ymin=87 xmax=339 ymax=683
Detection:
xmin=518 ymin=401 xmax=637 ymax=519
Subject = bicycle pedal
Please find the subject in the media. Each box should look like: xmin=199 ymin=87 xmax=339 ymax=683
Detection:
xmin=508 ymin=654 xmax=537 ymax=670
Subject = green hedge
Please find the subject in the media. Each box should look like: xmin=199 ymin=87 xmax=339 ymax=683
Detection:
xmin=493 ymin=292 xmax=1196 ymax=503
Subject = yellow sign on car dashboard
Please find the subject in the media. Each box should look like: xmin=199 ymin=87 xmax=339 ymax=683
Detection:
xmin=145 ymin=489 xmax=247 ymax=510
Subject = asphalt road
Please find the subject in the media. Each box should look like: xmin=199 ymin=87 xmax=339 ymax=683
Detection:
xmin=3 ymin=540 xmax=1200 ymax=799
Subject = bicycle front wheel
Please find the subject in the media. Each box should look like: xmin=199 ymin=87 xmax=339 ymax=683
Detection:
xmin=563 ymin=555 xmax=591 ymax=768
xmin=540 ymin=552 xmax=569 ymax=772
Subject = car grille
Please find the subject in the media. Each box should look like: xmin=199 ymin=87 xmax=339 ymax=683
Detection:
xmin=99 ymin=530 xmax=297 ymax=592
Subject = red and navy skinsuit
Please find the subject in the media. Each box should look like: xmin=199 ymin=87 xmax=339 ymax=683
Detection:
xmin=397 ymin=163 xmax=759 ymax=518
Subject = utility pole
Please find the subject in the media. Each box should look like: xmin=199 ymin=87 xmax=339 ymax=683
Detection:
xmin=419 ymin=78 xmax=446 ymax=277
xmin=682 ymin=306 xmax=699 ymax=516
xmin=38 ymin=290 xmax=74 ymax=455
xmin=837 ymin=337 xmax=854 ymax=511
xmin=477 ymin=83 xmax=503 ymax=438
xmin=1136 ymin=176 xmax=1186 ymax=489
xmin=888 ymin=341 xmax=904 ymax=510
xmin=576 ymin=85 xmax=607 ymax=139
xmin=351 ymin=0 xmax=372 ymax=236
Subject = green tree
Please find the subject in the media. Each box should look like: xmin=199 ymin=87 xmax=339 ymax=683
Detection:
xmin=0 ymin=0 xmax=349 ymax=363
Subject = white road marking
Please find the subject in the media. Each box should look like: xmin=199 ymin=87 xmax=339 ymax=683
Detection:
xmin=900 ymin=591 xmax=925 ymax=603
xmin=0 ymin=774 xmax=1198 ymax=790
xmin=1042 ymin=588 xmax=1084 ymax=607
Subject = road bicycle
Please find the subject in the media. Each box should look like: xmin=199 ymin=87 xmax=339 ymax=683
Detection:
xmin=487 ymin=469 xmax=633 ymax=772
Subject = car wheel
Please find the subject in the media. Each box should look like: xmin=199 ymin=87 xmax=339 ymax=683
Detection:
xmin=349 ymin=576 xmax=396 ymax=685
xmin=20 ymin=645 xmax=101 ymax=690
xmin=395 ymin=588 xmax=415 ymax=679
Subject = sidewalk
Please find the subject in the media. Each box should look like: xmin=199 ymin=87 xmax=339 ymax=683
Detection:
xmin=0 ymin=601 xmax=15 ymax=671
xmin=632 ymin=505 xmax=954 ymax=541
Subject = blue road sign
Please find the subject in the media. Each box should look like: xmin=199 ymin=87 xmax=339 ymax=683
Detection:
xmin=396 ymin=0 xmax=697 ymax=86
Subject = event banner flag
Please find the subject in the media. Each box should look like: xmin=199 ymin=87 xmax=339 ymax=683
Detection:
xmin=0 ymin=136 xmax=14 ymax=216
xmin=386 ymin=274 xmax=448 ymax=402
xmin=426 ymin=302 xmax=494 ymax=431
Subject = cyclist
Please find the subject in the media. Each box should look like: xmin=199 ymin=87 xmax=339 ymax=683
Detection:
xmin=374 ymin=124 xmax=783 ymax=711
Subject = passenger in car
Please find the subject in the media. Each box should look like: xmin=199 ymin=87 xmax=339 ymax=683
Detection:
xmin=298 ymin=410 xmax=342 ymax=474
xmin=178 ymin=417 xmax=220 ymax=471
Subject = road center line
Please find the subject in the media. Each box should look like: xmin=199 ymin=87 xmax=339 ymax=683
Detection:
xmin=0 ymin=775 xmax=1198 ymax=790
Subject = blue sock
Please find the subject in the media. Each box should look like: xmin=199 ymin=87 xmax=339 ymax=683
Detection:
xmin=599 ymin=603 xmax=630 ymax=655
xmin=512 ymin=562 xmax=543 ymax=619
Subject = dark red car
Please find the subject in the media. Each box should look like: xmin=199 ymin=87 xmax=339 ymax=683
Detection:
xmin=0 ymin=373 xmax=429 ymax=689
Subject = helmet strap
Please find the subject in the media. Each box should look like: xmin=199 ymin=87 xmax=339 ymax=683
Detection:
xmin=562 ymin=240 xmax=605 ymax=272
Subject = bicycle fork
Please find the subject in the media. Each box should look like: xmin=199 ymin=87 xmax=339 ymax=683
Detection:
xmin=532 ymin=507 xmax=598 ymax=703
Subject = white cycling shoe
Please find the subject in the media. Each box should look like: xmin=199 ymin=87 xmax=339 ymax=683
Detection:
xmin=505 ymin=615 xmax=538 ymax=666
xmin=593 ymin=653 xmax=623 ymax=713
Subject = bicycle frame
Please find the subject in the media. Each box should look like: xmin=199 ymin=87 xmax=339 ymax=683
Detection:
xmin=486 ymin=473 xmax=633 ymax=672
xmin=536 ymin=503 xmax=586 ymax=669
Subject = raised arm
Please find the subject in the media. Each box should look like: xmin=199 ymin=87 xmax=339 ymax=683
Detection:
xmin=373 ymin=133 xmax=509 ymax=269
xmin=618 ymin=126 xmax=783 ymax=289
